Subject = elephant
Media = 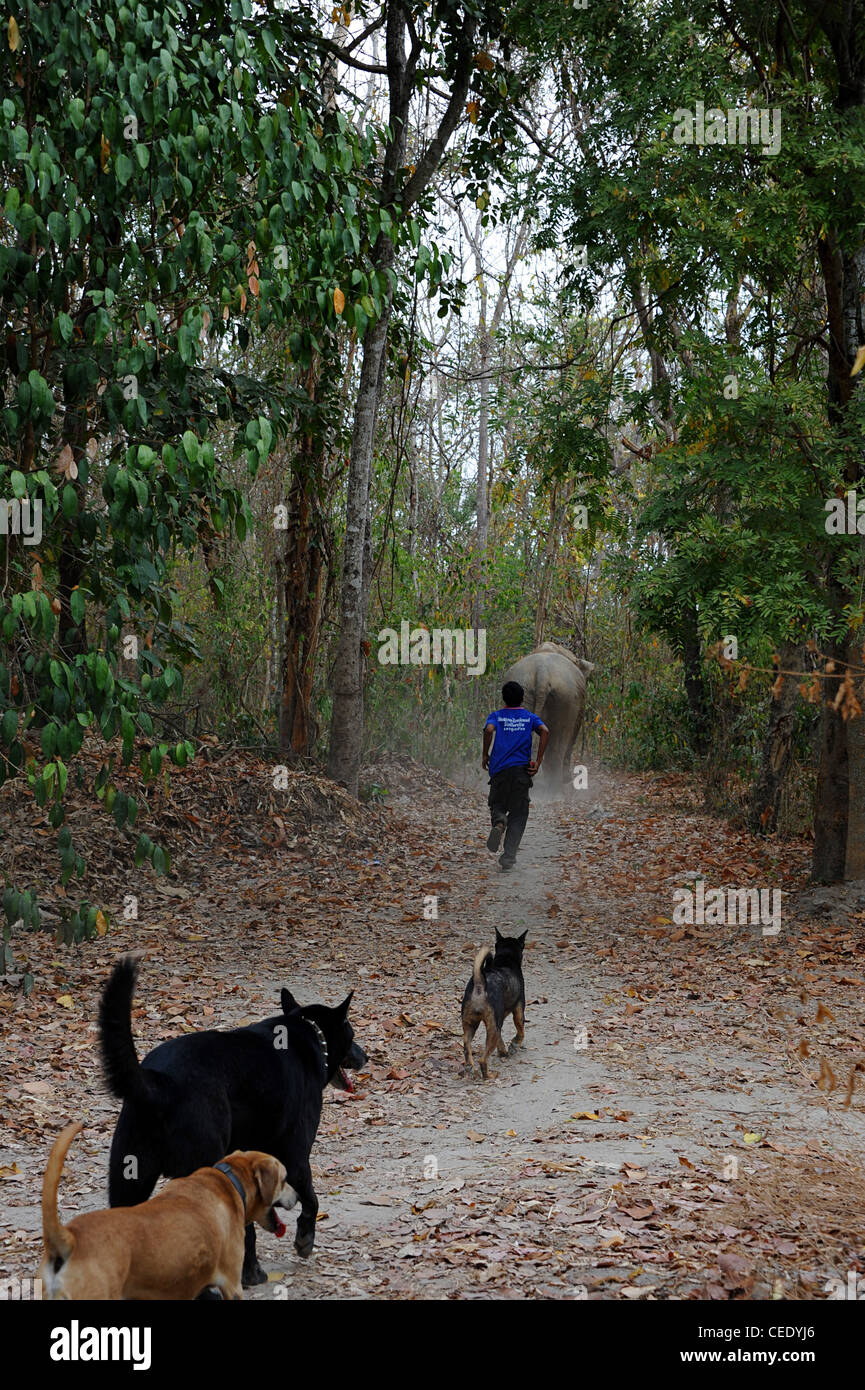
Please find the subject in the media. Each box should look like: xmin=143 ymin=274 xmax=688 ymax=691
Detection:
xmin=500 ymin=642 xmax=595 ymax=786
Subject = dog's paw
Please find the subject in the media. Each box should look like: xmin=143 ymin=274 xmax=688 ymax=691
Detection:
xmin=294 ymin=1231 xmax=315 ymax=1259
xmin=241 ymin=1261 xmax=268 ymax=1288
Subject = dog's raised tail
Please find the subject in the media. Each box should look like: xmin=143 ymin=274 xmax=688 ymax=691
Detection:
xmin=42 ymin=1122 xmax=83 ymax=1264
xmin=99 ymin=955 xmax=152 ymax=1104
xmin=471 ymin=947 xmax=493 ymax=994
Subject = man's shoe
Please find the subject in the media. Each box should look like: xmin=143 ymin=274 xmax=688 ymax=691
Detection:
xmin=486 ymin=821 xmax=506 ymax=852
xmin=499 ymin=853 xmax=516 ymax=870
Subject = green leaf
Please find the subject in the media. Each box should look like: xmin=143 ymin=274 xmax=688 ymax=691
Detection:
xmin=47 ymin=211 xmax=67 ymax=246
xmin=115 ymin=152 xmax=134 ymax=186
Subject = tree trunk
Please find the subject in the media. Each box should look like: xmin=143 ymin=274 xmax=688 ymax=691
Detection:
xmin=677 ymin=607 xmax=709 ymax=757
xmin=747 ymin=641 xmax=803 ymax=835
xmin=812 ymin=628 xmax=850 ymax=882
xmin=267 ymin=554 xmax=283 ymax=723
xmin=279 ymin=462 xmax=326 ymax=756
xmin=846 ymin=671 xmax=865 ymax=877
xmin=846 ymin=537 xmax=865 ymax=876
xmin=534 ymin=479 xmax=572 ymax=647
xmin=805 ymin=0 xmax=865 ymax=879
xmin=327 ymin=255 xmax=394 ymax=791
xmin=326 ymin=0 xmax=476 ymax=794
xmin=407 ymin=429 xmax=419 ymax=598
xmin=461 ymin=210 xmax=530 ymax=632
xmin=56 ymin=407 xmax=89 ymax=661
xmin=278 ymin=355 xmax=334 ymax=757
xmin=810 ymin=239 xmax=865 ymax=879
xmin=472 ymin=309 xmax=490 ymax=633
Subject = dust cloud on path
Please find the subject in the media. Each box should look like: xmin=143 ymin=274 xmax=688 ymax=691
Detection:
xmin=2 ymin=760 xmax=864 ymax=1300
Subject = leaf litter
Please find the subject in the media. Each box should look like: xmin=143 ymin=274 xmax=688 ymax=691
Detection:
xmin=1 ymin=754 xmax=864 ymax=1298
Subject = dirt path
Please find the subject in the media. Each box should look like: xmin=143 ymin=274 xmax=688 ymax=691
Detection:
xmin=2 ymin=760 xmax=864 ymax=1300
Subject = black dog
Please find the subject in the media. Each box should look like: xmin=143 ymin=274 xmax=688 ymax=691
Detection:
xmin=461 ymin=929 xmax=527 ymax=1079
xmin=99 ymin=956 xmax=367 ymax=1285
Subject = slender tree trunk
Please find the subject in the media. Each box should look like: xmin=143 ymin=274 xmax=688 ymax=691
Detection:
xmin=461 ymin=210 xmax=530 ymax=632
xmin=267 ymin=551 xmax=283 ymax=721
xmin=279 ymin=466 xmax=326 ymax=755
xmin=279 ymin=16 xmax=346 ymax=757
xmin=677 ymin=607 xmax=709 ymax=757
xmin=534 ymin=480 xmax=572 ymax=647
xmin=747 ymin=641 xmax=803 ymax=835
xmin=327 ymin=251 xmax=395 ymax=789
xmin=846 ymin=671 xmax=865 ymax=877
xmin=326 ymin=0 xmax=475 ymax=794
xmin=813 ymin=627 xmax=850 ymax=882
xmin=473 ymin=307 xmax=490 ymax=633
xmin=56 ymin=407 xmax=89 ymax=661
xmin=278 ymin=353 xmax=337 ymax=757
xmin=407 ymin=430 xmax=419 ymax=597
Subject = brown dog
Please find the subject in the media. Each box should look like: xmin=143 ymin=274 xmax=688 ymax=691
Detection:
xmin=39 ymin=1122 xmax=297 ymax=1300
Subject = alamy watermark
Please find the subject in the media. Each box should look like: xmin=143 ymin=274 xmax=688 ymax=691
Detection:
xmin=1 ymin=497 xmax=42 ymax=545
xmin=377 ymin=620 xmax=486 ymax=676
xmin=672 ymin=881 xmax=781 ymax=935
xmin=824 ymin=1269 xmax=864 ymax=1300
xmin=671 ymin=100 xmax=781 ymax=157
xmin=49 ymin=1321 xmax=151 ymax=1370
xmin=0 ymin=1277 xmax=42 ymax=1300
xmin=825 ymin=491 xmax=865 ymax=534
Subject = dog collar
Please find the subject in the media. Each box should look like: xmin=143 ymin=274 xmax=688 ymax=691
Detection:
xmin=214 ymin=1161 xmax=247 ymax=1215
xmin=304 ymin=1017 xmax=329 ymax=1077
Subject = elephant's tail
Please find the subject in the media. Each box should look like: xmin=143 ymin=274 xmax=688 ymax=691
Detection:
xmin=533 ymin=665 xmax=558 ymax=723
xmin=471 ymin=947 xmax=493 ymax=994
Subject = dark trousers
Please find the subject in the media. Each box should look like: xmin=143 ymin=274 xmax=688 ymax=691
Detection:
xmin=488 ymin=765 xmax=533 ymax=858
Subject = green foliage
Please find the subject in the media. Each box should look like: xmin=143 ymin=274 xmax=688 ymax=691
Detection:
xmin=0 ymin=0 xmax=384 ymax=951
xmin=495 ymin=0 xmax=865 ymax=798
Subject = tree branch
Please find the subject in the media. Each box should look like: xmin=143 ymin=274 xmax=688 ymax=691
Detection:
xmin=399 ymin=21 xmax=477 ymax=211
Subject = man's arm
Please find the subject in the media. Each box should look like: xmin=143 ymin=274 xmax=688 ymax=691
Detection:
xmin=482 ymin=723 xmax=494 ymax=770
xmin=528 ymin=723 xmax=549 ymax=775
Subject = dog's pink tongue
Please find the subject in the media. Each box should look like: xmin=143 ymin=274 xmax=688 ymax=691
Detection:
xmin=340 ymin=1067 xmax=354 ymax=1093
xmin=272 ymin=1211 xmax=287 ymax=1238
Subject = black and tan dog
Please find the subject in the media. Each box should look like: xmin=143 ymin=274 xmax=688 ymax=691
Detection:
xmin=39 ymin=1122 xmax=297 ymax=1300
xmin=461 ymin=929 xmax=527 ymax=1079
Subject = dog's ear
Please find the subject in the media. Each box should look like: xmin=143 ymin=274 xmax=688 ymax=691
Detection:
xmin=280 ymin=988 xmax=299 ymax=1016
xmin=517 ymin=930 xmax=528 ymax=945
xmin=495 ymin=928 xmax=504 ymax=943
xmin=253 ymin=1157 xmax=282 ymax=1209
xmin=337 ymin=991 xmax=354 ymax=1018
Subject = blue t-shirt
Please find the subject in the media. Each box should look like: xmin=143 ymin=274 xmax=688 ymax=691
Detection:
xmin=485 ymin=707 xmax=544 ymax=776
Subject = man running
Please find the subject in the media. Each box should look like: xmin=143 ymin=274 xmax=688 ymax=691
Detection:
xmin=482 ymin=680 xmax=549 ymax=870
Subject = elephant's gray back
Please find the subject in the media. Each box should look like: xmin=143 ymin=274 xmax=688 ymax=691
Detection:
xmin=502 ymin=651 xmax=587 ymax=714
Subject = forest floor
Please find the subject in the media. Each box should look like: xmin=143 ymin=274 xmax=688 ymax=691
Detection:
xmin=2 ymin=753 xmax=865 ymax=1300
